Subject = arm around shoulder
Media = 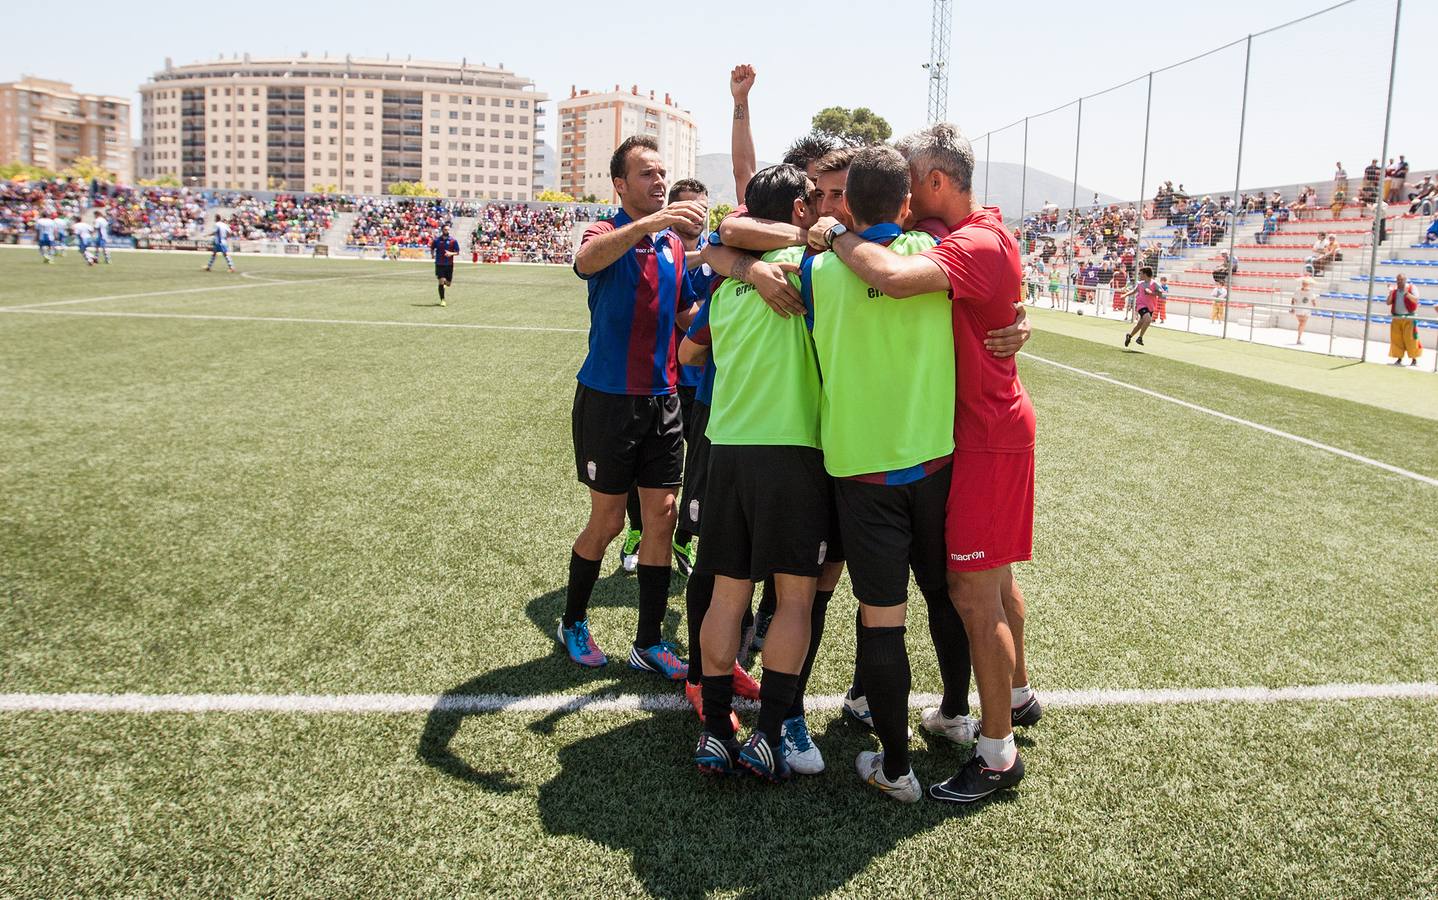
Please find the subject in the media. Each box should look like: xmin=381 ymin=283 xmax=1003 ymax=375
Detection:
xmin=830 ymin=232 xmax=949 ymax=298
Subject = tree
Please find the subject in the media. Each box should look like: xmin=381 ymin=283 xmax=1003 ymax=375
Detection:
xmin=0 ymin=162 xmax=59 ymax=182
xmin=536 ymin=189 xmax=577 ymax=203
xmin=62 ymin=156 xmax=115 ymax=182
xmin=387 ymin=181 xmax=439 ymax=197
xmin=810 ymin=107 xmax=892 ymax=147
xmin=310 ymin=183 xmax=339 ymax=195
xmin=580 ymin=194 xmax=600 ymax=204
xmin=707 ymin=202 xmax=735 ymax=233
xmin=138 ymin=174 xmax=183 ymax=188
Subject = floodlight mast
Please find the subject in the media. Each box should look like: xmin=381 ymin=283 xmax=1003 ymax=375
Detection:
xmin=922 ymin=0 xmax=952 ymax=125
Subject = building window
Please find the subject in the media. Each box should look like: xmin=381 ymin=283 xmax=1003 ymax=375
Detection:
xmin=313 ymin=104 xmax=322 ymax=113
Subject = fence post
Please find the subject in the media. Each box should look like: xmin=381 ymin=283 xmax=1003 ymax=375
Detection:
xmin=1137 ymin=72 xmax=1153 ymax=326
xmin=1222 ymin=35 xmax=1253 ymax=342
xmin=1067 ymin=100 xmax=1083 ymax=313
xmin=1360 ymin=0 xmax=1404 ymax=363
xmin=984 ymin=132 xmax=991 ymax=206
xmin=1018 ymin=117 xmax=1029 ymax=241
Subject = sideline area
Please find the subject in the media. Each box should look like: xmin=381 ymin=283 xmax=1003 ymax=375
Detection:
xmin=1028 ymin=306 xmax=1438 ymax=421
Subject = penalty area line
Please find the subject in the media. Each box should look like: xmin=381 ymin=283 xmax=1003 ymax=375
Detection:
xmin=1 ymin=681 xmax=1435 ymax=715
xmin=1020 ymin=352 xmax=1438 ymax=488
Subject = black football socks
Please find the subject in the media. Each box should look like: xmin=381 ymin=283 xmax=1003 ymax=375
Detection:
xmin=562 ymin=550 xmax=601 ymax=628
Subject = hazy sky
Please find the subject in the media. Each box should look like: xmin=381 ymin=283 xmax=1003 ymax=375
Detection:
xmin=5 ymin=0 xmax=1430 ymax=200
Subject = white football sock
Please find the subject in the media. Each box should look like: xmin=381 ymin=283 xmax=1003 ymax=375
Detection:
xmin=1012 ymin=684 xmax=1034 ymax=708
xmin=977 ymin=733 xmax=1017 ymax=770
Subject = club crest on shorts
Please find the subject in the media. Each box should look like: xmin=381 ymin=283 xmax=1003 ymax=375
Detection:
xmin=817 ymin=541 xmax=828 ymax=564
xmin=586 ymin=460 xmax=597 ymax=481
xmin=688 ymin=499 xmax=700 ymax=521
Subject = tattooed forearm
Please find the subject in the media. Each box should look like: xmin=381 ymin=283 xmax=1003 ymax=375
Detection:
xmin=731 ymin=254 xmax=756 ymax=282
xmin=733 ymin=103 xmax=747 ymax=121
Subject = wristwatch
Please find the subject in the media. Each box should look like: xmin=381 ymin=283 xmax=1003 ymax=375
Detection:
xmin=825 ymin=222 xmax=848 ymax=247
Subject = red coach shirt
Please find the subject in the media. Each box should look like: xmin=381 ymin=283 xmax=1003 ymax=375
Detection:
xmin=921 ymin=206 xmax=1037 ymax=453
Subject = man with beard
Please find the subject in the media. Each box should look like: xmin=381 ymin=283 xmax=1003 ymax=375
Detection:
xmin=560 ymin=135 xmax=704 ymax=679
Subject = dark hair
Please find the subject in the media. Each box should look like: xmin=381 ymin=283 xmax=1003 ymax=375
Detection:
xmin=744 ymin=164 xmax=810 ymax=224
xmin=1139 ymin=266 xmax=1154 ymax=278
xmin=610 ymin=135 xmax=660 ymax=180
xmin=813 ymin=146 xmax=859 ymax=178
xmin=668 ymin=178 xmax=707 ymax=202
xmin=844 ymin=145 xmax=909 ymax=227
xmin=782 ymin=134 xmax=836 ymax=172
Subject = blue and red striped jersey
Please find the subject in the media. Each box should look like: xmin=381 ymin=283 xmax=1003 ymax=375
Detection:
xmin=574 ymin=209 xmax=697 ymax=396
xmin=683 ymin=296 xmax=718 ymax=406
xmin=431 ymin=235 xmax=459 ymax=262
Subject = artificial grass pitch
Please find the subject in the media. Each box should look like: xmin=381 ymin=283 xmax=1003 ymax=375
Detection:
xmin=1 ymin=249 xmax=1436 ymax=896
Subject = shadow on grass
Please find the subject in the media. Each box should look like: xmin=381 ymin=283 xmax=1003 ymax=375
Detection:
xmin=417 ymin=582 xmax=1005 ymax=897
xmin=417 ymin=577 xmax=683 ymax=792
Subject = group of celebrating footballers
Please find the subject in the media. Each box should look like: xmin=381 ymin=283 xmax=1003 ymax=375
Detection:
xmin=31 ymin=210 xmax=113 ymax=266
xmin=559 ymin=65 xmax=1042 ymax=806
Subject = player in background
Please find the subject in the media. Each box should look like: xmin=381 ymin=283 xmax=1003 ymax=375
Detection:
xmin=54 ymin=214 xmax=71 ymax=257
xmin=432 ymin=225 xmax=460 ymax=307
xmin=1121 ymin=267 xmax=1162 ymax=347
xmin=34 ymin=212 xmax=58 ymax=263
xmin=204 ymin=216 xmax=236 ymax=273
xmin=816 ymin=123 xmax=1041 ymax=804
xmin=73 ymin=217 xmax=97 ymax=266
xmin=562 ymin=135 xmax=704 ymax=677
xmin=686 ymin=164 xmax=821 ymax=781
xmin=93 ymin=210 xmax=112 ymax=264
xmin=802 ymin=146 xmax=977 ymax=802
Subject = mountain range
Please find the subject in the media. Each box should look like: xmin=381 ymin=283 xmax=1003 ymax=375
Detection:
xmin=695 ymin=153 xmax=1118 ymax=219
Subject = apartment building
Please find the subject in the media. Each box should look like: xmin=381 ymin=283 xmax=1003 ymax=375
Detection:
xmin=139 ymin=54 xmax=546 ymax=199
xmin=557 ymin=86 xmax=698 ymax=203
xmin=0 ymin=76 xmax=132 ymax=183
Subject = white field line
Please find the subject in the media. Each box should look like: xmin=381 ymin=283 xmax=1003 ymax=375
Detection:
xmin=0 ymin=307 xmax=589 ymax=334
xmin=1021 ymin=352 xmax=1438 ymax=488
xmin=1 ymin=681 xmax=1434 ymax=715
xmin=1 ymin=269 xmax=426 ymax=310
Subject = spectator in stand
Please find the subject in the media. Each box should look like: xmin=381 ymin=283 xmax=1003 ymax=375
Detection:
xmin=1291 ymin=275 xmax=1318 ymax=344
xmin=1109 ymin=259 xmax=1127 ymax=313
xmin=1210 ymin=283 xmax=1229 ymax=323
xmin=1360 ymin=159 xmax=1382 ymax=205
xmin=1424 ymin=218 xmax=1438 ymax=246
xmin=1333 ymin=162 xmax=1349 ymax=198
xmin=1407 ymin=176 xmax=1435 ymax=216
xmin=1254 ymin=209 xmax=1278 ymax=245
xmin=1385 ymin=155 xmax=1409 ymax=204
xmin=1306 ymin=232 xmax=1328 ymax=275
xmin=1213 ymin=250 xmax=1237 ymax=285
xmin=1387 ymin=273 xmax=1422 ymax=366
xmin=1156 ymin=275 xmax=1170 ymax=324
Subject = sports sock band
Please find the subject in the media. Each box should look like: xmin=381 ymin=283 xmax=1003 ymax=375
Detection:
xmin=702 ymin=674 xmax=735 ymax=740
xmin=634 ymin=564 xmax=670 ymax=649
xmin=858 ymin=623 xmax=911 ymax=781
xmin=787 ymin=589 xmax=832 ymax=719
xmin=921 ymin=581 xmax=972 ymax=718
xmin=684 ymin=571 xmax=715 ymax=686
xmin=757 ymin=669 xmax=800 ymax=748
xmin=562 ymin=550 xmax=601 ymax=628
